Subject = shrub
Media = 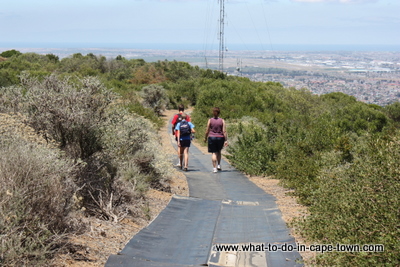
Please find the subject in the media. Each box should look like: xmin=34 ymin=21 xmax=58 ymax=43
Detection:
xmin=0 ymin=137 xmax=78 ymax=265
xmin=273 ymin=146 xmax=321 ymax=205
xmin=299 ymin=134 xmax=400 ymax=266
xmin=70 ymin=107 xmax=174 ymax=221
xmin=227 ymin=118 xmax=278 ymax=176
xmin=122 ymin=91 xmax=164 ymax=129
xmin=140 ymin=84 xmax=169 ymax=116
xmin=384 ymin=101 xmax=400 ymax=123
xmin=0 ymin=74 xmax=173 ymax=225
xmin=0 ymin=49 xmax=22 ymax=58
xmin=18 ymin=73 xmax=116 ymax=160
xmin=101 ymin=108 xmax=173 ymax=191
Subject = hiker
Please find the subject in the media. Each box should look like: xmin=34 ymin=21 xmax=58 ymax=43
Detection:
xmin=204 ymin=107 xmax=228 ymax=173
xmin=171 ymin=104 xmax=191 ymax=166
xmin=175 ymin=113 xmax=195 ymax=171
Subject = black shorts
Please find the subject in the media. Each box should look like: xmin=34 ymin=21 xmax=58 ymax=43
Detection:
xmin=208 ymin=137 xmax=225 ymax=153
xmin=179 ymin=140 xmax=191 ymax=148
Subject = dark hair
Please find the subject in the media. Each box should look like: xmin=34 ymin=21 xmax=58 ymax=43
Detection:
xmin=212 ymin=107 xmax=220 ymax=116
xmin=178 ymin=104 xmax=185 ymax=112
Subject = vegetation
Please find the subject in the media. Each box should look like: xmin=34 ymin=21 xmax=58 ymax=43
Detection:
xmin=0 ymin=138 xmax=78 ymax=265
xmin=0 ymin=52 xmax=175 ymax=265
xmin=0 ymin=49 xmax=399 ymax=266
xmin=191 ymin=81 xmax=398 ymax=266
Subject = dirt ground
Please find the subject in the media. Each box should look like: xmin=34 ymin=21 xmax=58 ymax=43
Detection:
xmin=52 ymin=108 xmax=315 ymax=266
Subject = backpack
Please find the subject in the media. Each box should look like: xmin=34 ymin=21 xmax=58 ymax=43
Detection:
xmin=179 ymin=120 xmax=191 ymax=136
xmin=173 ymin=113 xmax=183 ymax=128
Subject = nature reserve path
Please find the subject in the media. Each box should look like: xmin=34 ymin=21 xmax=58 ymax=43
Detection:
xmin=105 ymin=118 xmax=303 ymax=267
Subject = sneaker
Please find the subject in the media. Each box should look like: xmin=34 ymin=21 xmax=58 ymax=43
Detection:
xmin=217 ymin=165 xmax=221 ymax=171
xmin=213 ymin=168 xmax=217 ymax=173
xmin=176 ymin=162 xmax=181 ymax=167
xmin=183 ymin=167 xmax=188 ymax=172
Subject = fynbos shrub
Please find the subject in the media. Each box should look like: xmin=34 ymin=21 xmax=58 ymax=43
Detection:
xmin=18 ymin=74 xmax=117 ymax=160
xmin=102 ymin=107 xmax=173 ymax=190
xmin=140 ymin=84 xmax=169 ymax=116
xmin=0 ymin=137 xmax=77 ymax=265
xmin=227 ymin=119 xmax=277 ymax=176
xmin=299 ymin=134 xmax=400 ymax=266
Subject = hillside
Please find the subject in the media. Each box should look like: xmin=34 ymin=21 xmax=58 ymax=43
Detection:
xmin=0 ymin=50 xmax=399 ymax=266
xmin=0 ymin=109 xmax=188 ymax=266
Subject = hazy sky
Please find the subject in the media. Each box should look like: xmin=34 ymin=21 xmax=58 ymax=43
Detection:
xmin=1 ymin=0 xmax=399 ymax=50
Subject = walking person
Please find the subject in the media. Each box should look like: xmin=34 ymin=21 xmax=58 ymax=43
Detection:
xmin=175 ymin=113 xmax=195 ymax=171
xmin=171 ymin=104 xmax=191 ymax=167
xmin=204 ymin=107 xmax=228 ymax=173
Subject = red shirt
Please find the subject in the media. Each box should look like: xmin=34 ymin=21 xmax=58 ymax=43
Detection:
xmin=172 ymin=113 xmax=190 ymax=136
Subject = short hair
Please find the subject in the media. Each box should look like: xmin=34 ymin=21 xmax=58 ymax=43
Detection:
xmin=178 ymin=104 xmax=185 ymax=112
xmin=212 ymin=107 xmax=220 ymax=115
xmin=181 ymin=113 xmax=187 ymax=119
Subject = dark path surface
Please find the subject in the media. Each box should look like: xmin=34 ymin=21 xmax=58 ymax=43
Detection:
xmin=106 ymin=133 xmax=303 ymax=266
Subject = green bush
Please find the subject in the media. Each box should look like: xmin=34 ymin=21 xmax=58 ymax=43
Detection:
xmin=274 ymin=146 xmax=321 ymax=205
xmin=384 ymin=101 xmax=400 ymax=124
xmin=227 ymin=118 xmax=278 ymax=176
xmin=299 ymin=134 xmax=400 ymax=266
xmin=60 ymin=53 xmax=106 ymax=76
xmin=0 ymin=49 xmax=22 ymax=58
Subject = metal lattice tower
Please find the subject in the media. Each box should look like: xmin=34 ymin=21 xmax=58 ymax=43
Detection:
xmin=218 ymin=0 xmax=225 ymax=72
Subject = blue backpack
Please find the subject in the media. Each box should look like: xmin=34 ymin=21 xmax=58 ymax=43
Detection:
xmin=179 ymin=120 xmax=191 ymax=136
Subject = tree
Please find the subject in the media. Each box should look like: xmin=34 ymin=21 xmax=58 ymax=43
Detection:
xmin=46 ymin=53 xmax=59 ymax=63
xmin=0 ymin=49 xmax=22 ymax=58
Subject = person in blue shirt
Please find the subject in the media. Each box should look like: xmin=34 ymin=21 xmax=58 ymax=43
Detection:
xmin=175 ymin=113 xmax=195 ymax=171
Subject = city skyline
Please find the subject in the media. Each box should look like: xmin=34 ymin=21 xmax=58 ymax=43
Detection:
xmin=1 ymin=0 xmax=399 ymax=51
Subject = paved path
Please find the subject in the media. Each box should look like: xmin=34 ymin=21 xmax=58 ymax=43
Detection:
xmin=106 ymin=130 xmax=303 ymax=266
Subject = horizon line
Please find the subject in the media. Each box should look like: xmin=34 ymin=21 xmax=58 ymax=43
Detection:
xmin=1 ymin=42 xmax=399 ymax=52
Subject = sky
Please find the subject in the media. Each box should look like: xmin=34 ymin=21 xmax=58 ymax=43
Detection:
xmin=1 ymin=0 xmax=399 ymax=50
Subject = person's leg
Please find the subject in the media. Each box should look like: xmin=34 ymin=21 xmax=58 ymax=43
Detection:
xmin=176 ymin=137 xmax=181 ymax=166
xmin=209 ymin=137 xmax=218 ymax=172
xmin=216 ymin=151 xmax=221 ymax=165
xmin=211 ymin=153 xmax=217 ymax=168
xmin=211 ymin=152 xmax=218 ymax=172
xmin=183 ymin=147 xmax=189 ymax=170
xmin=178 ymin=147 xmax=184 ymax=169
xmin=216 ymin=151 xmax=222 ymax=170
xmin=177 ymin=149 xmax=181 ymax=166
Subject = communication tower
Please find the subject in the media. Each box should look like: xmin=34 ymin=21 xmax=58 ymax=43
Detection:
xmin=218 ymin=0 xmax=225 ymax=72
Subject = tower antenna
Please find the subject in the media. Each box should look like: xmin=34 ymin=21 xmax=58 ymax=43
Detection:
xmin=218 ymin=0 xmax=225 ymax=72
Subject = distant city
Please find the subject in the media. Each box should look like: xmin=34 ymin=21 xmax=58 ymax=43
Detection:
xmin=1 ymin=45 xmax=399 ymax=106
xmin=222 ymin=50 xmax=400 ymax=106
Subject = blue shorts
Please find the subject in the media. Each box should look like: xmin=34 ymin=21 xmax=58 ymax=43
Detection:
xmin=208 ymin=137 xmax=225 ymax=153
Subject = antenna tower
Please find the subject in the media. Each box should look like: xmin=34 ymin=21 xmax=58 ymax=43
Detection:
xmin=218 ymin=0 xmax=225 ymax=72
